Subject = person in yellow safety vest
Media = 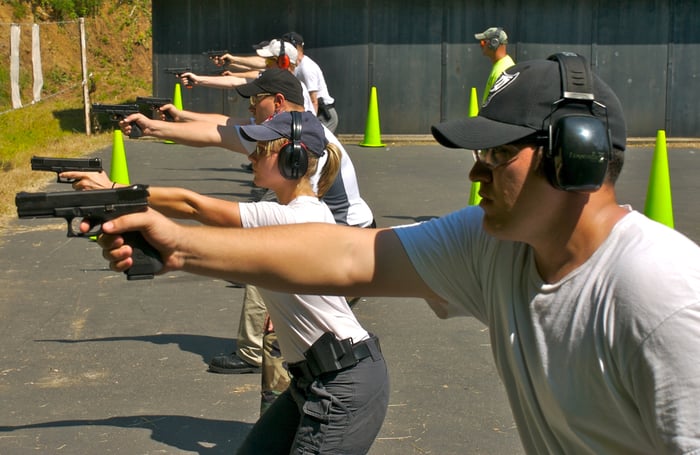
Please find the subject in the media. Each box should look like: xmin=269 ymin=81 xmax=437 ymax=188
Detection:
xmin=475 ymin=26 xmax=516 ymax=104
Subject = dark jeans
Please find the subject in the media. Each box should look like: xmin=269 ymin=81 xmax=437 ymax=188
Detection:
xmin=237 ymin=351 xmax=390 ymax=454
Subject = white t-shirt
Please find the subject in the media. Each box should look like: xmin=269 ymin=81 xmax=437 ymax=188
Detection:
xmin=239 ymin=196 xmax=369 ymax=363
xmin=295 ymin=55 xmax=334 ymax=106
xmin=395 ymin=207 xmax=700 ymax=454
xmin=299 ymin=80 xmax=315 ymax=114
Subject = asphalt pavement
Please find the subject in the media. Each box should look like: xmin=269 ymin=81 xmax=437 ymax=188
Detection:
xmin=0 ymin=137 xmax=698 ymax=454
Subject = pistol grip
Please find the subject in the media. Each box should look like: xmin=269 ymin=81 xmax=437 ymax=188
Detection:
xmin=129 ymin=123 xmax=143 ymax=139
xmin=122 ymin=231 xmax=163 ymax=280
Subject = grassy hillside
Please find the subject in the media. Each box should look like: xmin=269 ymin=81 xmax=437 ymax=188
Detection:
xmin=0 ymin=1 xmax=152 ymax=225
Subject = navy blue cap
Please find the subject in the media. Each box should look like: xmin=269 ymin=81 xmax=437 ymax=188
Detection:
xmin=239 ymin=111 xmax=328 ymax=157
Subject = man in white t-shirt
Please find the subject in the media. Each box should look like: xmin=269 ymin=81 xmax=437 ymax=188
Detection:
xmin=95 ymin=54 xmax=700 ymax=453
xmin=283 ymin=32 xmax=339 ymax=132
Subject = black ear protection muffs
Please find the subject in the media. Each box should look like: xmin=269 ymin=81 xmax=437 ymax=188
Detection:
xmin=488 ymin=28 xmax=503 ymax=50
xmin=278 ymin=111 xmax=308 ymax=179
xmin=543 ymin=52 xmax=612 ymax=192
xmin=277 ymin=38 xmax=290 ymax=70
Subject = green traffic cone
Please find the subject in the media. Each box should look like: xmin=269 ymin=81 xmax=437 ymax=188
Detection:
xmin=165 ymin=83 xmax=183 ymax=144
xmin=359 ymin=86 xmax=385 ymax=147
xmin=644 ymin=130 xmax=674 ymax=228
xmin=109 ymin=130 xmax=130 ymax=185
xmin=468 ymin=87 xmax=481 ymax=206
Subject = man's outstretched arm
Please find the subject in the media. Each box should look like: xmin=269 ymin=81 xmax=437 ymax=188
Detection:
xmin=92 ymin=208 xmax=442 ymax=301
xmin=120 ymin=114 xmax=250 ymax=154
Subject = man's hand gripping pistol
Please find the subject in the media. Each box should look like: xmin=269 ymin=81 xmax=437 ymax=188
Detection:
xmin=15 ymin=184 xmax=163 ymax=280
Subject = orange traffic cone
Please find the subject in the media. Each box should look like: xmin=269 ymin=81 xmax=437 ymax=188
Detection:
xmin=644 ymin=130 xmax=674 ymax=228
xmin=359 ymin=86 xmax=385 ymax=147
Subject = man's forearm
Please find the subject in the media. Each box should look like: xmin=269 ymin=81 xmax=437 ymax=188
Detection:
xmin=147 ymin=120 xmax=224 ymax=147
xmin=228 ymin=55 xmax=266 ymax=70
xmin=195 ymin=75 xmax=249 ymax=89
xmin=309 ymin=91 xmax=319 ymax=115
xmin=175 ymin=223 xmax=434 ymax=299
xmin=145 ymin=119 xmax=247 ymax=154
xmin=176 ymin=110 xmax=230 ymax=125
xmin=99 ymin=210 xmax=441 ymax=300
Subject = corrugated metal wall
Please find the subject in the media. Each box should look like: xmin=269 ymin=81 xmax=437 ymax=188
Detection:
xmin=152 ymin=0 xmax=700 ymax=138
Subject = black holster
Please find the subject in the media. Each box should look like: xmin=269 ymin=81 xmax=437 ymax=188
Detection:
xmin=289 ymin=332 xmax=381 ymax=381
xmin=317 ymin=97 xmax=332 ymax=121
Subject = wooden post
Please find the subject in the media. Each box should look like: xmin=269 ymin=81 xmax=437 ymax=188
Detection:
xmin=79 ymin=17 xmax=91 ymax=135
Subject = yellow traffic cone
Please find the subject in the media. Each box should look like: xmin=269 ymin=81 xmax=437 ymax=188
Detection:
xmin=165 ymin=83 xmax=183 ymax=144
xmin=644 ymin=130 xmax=674 ymax=228
xmin=469 ymin=87 xmax=479 ymax=117
xmin=359 ymin=86 xmax=385 ymax=147
xmin=109 ymin=129 xmax=130 ymax=185
xmin=467 ymin=87 xmax=482 ymax=206
xmin=173 ymin=82 xmax=183 ymax=110
xmin=468 ymin=181 xmax=481 ymax=206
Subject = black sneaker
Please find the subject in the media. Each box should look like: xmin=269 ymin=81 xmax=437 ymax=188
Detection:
xmin=208 ymin=353 xmax=262 ymax=374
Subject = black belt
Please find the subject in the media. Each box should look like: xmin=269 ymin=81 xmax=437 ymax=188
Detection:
xmin=289 ymin=333 xmax=381 ymax=381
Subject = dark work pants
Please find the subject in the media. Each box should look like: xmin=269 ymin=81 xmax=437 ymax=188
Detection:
xmin=236 ymin=351 xmax=390 ymax=454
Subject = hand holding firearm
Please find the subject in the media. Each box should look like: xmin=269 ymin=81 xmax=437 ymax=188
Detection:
xmin=31 ymin=156 xmax=103 ymax=183
xmin=15 ymin=184 xmax=163 ymax=280
xmin=202 ymin=50 xmax=229 ymax=64
xmin=135 ymin=96 xmax=174 ymax=121
xmin=164 ymin=67 xmax=193 ymax=88
xmin=91 ymin=103 xmax=142 ymax=138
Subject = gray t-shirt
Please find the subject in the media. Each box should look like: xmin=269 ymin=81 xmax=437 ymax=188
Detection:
xmin=395 ymin=207 xmax=700 ymax=454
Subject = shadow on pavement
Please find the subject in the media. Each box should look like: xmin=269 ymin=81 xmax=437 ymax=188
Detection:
xmin=0 ymin=414 xmax=252 ymax=454
xmin=34 ymin=333 xmax=238 ymax=364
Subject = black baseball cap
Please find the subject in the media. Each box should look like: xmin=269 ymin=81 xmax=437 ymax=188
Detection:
xmin=282 ymin=32 xmax=304 ymax=47
xmin=431 ymin=57 xmax=626 ymax=151
xmin=239 ymin=111 xmax=328 ymax=157
xmin=235 ymin=68 xmax=304 ymax=106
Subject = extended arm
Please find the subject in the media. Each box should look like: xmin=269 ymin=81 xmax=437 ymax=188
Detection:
xmin=157 ymin=104 xmax=230 ymax=125
xmin=221 ymin=69 xmax=261 ymax=79
xmin=57 ymin=174 xmax=244 ymax=227
xmin=146 ymin=187 xmax=242 ymax=227
xmin=220 ymin=53 xmax=266 ymax=70
xmin=182 ymin=72 xmax=256 ymax=89
xmin=92 ymin=208 xmax=442 ymax=301
xmin=120 ymin=114 xmax=251 ymax=154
